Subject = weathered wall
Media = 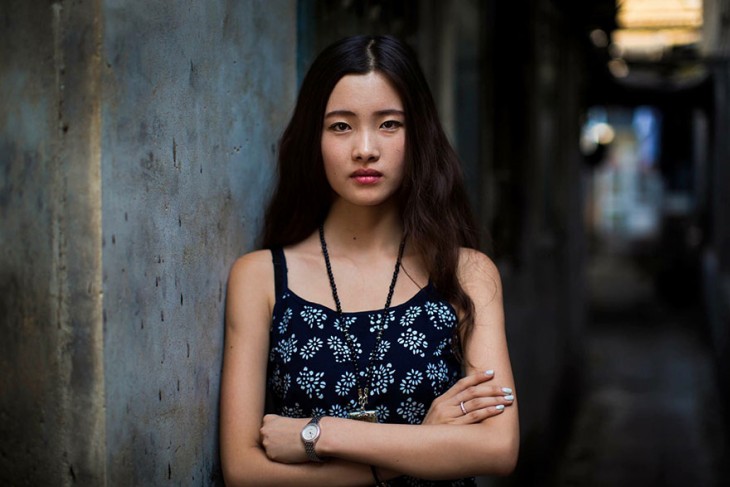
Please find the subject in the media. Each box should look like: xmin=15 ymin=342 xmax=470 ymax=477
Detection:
xmin=100 ymin=0 xmax=296 ymax=484
xmin=1 ymin=0 xmax=296 ymax=484
xmin=0 ymin=1 xmax=105 ymax=485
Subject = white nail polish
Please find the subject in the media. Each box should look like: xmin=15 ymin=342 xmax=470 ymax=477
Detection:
xmin=501 ymin=387 xmax=512 ymax=394
xmin=504 ymin=395 xmax=514 ymax=401
xmin=484 ymin=369 xmax=494 ymax=376
xmin=495 ymin=405 xmax=505 ymax=411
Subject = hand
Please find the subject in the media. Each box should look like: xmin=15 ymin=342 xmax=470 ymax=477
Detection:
xmin=422 ymin=370 xmax=514 ymax=425
xmin=260 ymin=414 xmax=310 ymax=463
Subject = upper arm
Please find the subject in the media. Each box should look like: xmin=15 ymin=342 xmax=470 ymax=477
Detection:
xmin=220 ymin=250 xmax=275 ymax=481
xmin=458 ymin=249 xmax=519 ymax=459
xmin=458 ymin=249 xmax=508 ymax=375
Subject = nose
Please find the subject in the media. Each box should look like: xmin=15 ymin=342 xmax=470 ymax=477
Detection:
xmin=352 ymin=130 xmax=380 ymax=162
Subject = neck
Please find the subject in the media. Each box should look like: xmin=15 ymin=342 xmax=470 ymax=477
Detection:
xmin=322 ymin=200 xmax=403 ymax=252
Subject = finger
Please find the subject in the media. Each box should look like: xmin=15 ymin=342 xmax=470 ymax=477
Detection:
xmin=463 ymin=393 xmax=515 ymax=414
xmin=457 ymin=384 xmax=514 ymax=403
xmin=440 ymin=370 xmax=496 ymax=400
xmin=452 ymin=404 xmax=506 ymax=425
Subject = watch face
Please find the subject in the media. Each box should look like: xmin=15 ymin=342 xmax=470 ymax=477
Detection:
xmin=302 ymin=424 xmax=319 ymax=441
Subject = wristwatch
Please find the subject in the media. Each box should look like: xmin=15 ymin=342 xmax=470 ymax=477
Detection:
xmin=301 ymin=416 xmax=325 ymax=462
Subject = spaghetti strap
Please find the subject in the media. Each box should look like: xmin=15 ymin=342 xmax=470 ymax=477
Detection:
xmin=270 ymin=247 xmax=288 ymax=298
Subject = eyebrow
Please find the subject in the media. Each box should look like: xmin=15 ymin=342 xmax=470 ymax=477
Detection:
xmin=324 ymin=109 xmax=405 ymax=118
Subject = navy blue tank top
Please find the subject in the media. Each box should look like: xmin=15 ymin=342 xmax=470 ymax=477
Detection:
xmin=266 ymin=248 xmax=476 ymax=486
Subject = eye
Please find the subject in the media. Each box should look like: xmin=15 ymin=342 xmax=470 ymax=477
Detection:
xmin=328 ymin=122 xmax=351 ymax=132
xmin=381 ymin=120 xmax=403 ymax=131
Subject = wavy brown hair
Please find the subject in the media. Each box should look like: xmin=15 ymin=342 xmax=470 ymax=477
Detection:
xmin=261 ymin=35 xmax=479 ymax=361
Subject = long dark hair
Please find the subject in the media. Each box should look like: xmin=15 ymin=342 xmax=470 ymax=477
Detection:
xmin=261 ymin=35 xmax=479 ymax=360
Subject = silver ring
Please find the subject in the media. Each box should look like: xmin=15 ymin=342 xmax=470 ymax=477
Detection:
xmin=459 ymin=401 xmax=467 ymax=415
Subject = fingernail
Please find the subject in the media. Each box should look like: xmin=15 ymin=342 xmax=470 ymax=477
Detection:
xmin=504 ymin=395 xmax=514 ymax=401
xmin=501 ymin=387 xmax=512 ymax=394
xmin=484 ymin=369 xmax=494 ymax=376
xmin=495 ymin=405 xmax=505 ymax=411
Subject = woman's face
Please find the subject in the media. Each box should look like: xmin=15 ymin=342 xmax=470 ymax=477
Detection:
xmin=321 ymin=71 xmax=406 ymax=209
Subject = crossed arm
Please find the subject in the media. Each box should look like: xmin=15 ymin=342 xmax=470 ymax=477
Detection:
xmin=219 ymin=249 xmax=519 ymax=486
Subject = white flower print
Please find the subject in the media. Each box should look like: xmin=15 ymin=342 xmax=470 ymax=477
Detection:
xmin=335 ymin=372 xmax=357 ymax=396
xmin=328 ymin=404 xmax=348 ymax=418
xmin=397 ymin=397 xmax=426 ymax=424
xmin=368 ymin=310 xmax=395 ymax=333
xmin=280 ymin=402 xmax=305 ymax=418
xmin=334 ymin=315 xmax=357 ymax=332
xmin=372 ymin=339 xmax=391 ymax=361
xmin=299 ymin=337 xmax=323 ymax=360
xmin=300 ymin=305 xmax=327 ymax=329
xmin=400 ymin=305 xmax=422 ymax=327
xmin=278 ymin=307 xmax=293 ymax=334
xmin=398 ymin=328 xmax=428 ymax=357
xmin=426 ymin=360 xmax=450 ymax=395
xmin=399 ymin=369 xmax=423 ymax=394
xmin=311 ymin=407 xmax=326 ymax=419
xmin=424 ymin=301 xmax=456 ymax=330
xmin=424 ymin=301 xmax=439 ymax=317
xmin=296 ymin=367 xmax=326 ymax=399
xmin=327 ymin=335 xmax=361 ymax=363
xmin=433 ymin=337 xmax=450 ymax=357
xmin=276 ymin=334 xmax=298 ymax=363
xmin=426 ymin=360 xmax=449 ymax=383
xmin=375 ymin=404 xmax=390 ymax=422
xmin=368 ymin=363 xmax=395 ymax=395
xmin=269 ymin=366 xmax=291 ymax=398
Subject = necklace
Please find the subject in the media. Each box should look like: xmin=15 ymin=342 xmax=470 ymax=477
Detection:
xmin=318 ymin=225 xmax=406 ymax=422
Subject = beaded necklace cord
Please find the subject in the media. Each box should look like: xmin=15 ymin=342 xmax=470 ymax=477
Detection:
xmin=318 ymin=225 xmax=406 ymax=416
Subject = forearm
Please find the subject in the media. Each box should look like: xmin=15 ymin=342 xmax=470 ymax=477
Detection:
xmin=317 ymin=416 xmax=519 ymax=480
xmin=223 ymin=445 xmax=386 ymax=487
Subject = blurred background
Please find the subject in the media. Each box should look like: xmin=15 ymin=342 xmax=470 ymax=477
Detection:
xmin=1 ymin=0 xmax=728 ymax=485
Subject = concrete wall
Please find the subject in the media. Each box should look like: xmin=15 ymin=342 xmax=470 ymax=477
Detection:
xmin=0 ymin=1 xmax=105 ymax=484
xmin=1 ymin=0 xmax=296 ymax=484
xmin=101 ymin=0 xmax=295 ymax=483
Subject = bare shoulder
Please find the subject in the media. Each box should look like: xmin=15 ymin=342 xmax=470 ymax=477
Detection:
xmin=226 ymin=249 xmax=275 ymax=326
xmin=457 ymin=248 xmax=501 ymax=283
xmin=457 ymin=248 xmax=502 ymax=301
xmin=229 ymin=249 xmax=274 ymax=281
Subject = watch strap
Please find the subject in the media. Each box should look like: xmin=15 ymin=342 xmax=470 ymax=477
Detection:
xmin=303 ymin=416 xmax=325 ymax=462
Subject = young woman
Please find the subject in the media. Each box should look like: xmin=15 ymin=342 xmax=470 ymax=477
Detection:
xmin=220 ymin=35 xmax=518 ymax=486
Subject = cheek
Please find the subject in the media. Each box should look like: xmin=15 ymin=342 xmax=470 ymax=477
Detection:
xmin=321 ymin=139 xmax=347 ymax=171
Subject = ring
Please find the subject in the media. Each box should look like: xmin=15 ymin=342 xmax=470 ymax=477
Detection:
xmin=459 ymin=401 xmax=467 ymax=415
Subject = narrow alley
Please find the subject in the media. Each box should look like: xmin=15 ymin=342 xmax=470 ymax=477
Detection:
xmin=556 ymin=249 xmax=727 ymax=486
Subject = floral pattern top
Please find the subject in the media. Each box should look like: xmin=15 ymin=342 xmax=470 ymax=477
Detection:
xmin=266 ymin=248 xmax=476 ymax=487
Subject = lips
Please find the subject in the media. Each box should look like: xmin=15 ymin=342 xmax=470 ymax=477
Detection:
xmin=350 ymin=168 xmax=383 ymax=184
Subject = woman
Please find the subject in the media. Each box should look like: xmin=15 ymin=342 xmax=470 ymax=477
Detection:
xmin=220 ymin=35 xmax=518 ymax=486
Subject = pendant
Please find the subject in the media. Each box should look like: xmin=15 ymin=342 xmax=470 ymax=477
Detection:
xmin=347 ymin=388 xmax=377 ymax=421
xmin=348 ymin=409 xmax=378 ymax=422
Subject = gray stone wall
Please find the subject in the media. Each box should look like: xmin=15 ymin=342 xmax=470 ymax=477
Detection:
xmin=0 ymin=0 xmax=296 ymax=484
xmin=101 ymin=1 xmax=295 ymax=483
xmin=0 ymin=1 xmax=105 ymax=484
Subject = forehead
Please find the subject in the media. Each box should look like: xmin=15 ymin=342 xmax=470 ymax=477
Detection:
xmin=325 ymin=71 xmax=403 ymax=112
